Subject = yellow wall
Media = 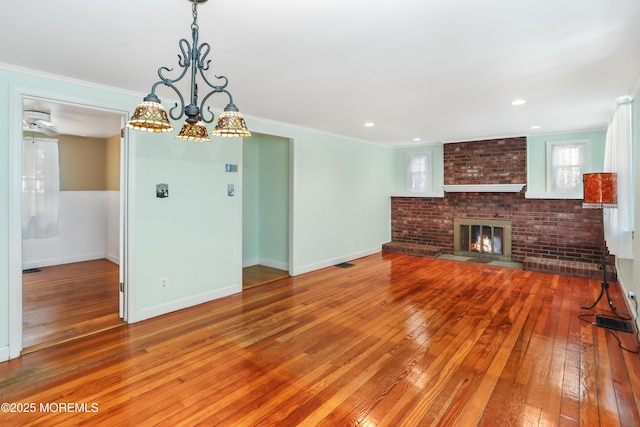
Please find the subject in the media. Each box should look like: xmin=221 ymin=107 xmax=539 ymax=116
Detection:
xmin=30 ymin=132 xmax=121 ymax=191
xmin=58 ymin=134 xmax=106 ymax=190
xmin=105 ymin=133 xmax=121 ymax=191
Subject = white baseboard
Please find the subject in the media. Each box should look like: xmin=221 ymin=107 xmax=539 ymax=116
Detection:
xmin=242 ymin=258 xmax=259 ymax=268
xmin=132 ymin=284 xmax=242 ymax=323
xmin=616 ymin=273 xmax=639 ymax=331
xmin=0 ymin=345 xmax=9 ymax=362
xmin=105 ymin=253 xmax=120 ymax=265
xmin=22 ymin=252 xmax=106 ymax=270
xmin=291 ymin=246 xmax=381 ymax=276
xmin=259 ymin=258 xmax=288 ymax=271
xmin=242 ymin=258 xmax=288 ymax=271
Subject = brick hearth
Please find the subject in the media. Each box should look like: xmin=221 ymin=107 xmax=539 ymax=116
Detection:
xmin=381 ymin=241 xmax=443 ymax=257
xmin=523 ymin=256 xmax=616 ymax=280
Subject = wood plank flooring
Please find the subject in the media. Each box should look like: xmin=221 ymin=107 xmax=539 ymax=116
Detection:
xmin=22 ymin=259 xmax=124 ymax=353
xmin=2 ymin=253 xmax=640 ymax=426
xmin=243 ymin=264 xmax=289 ymax=289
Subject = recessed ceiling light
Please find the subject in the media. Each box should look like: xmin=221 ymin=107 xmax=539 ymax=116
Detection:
xmin=364 ymin=122 xmax=375 ymax=127
xmin=413 ymin=138 xmax=422 ymax=141
xmin=530 ymin=125 xmax=541 ymax=129
xmin=511 ymin=99 xmax=526 ymax=106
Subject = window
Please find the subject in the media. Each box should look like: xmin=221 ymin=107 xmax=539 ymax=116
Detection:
xmin=406 ymin=152 xmax=431 ymax=193
xmin=546 ymin=139 xmax=590 ymax=195
xmin=22 ymin=137 xmax=60 ymax=239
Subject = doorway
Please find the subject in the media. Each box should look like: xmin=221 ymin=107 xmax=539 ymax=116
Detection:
xmin=242 ymin=133 xmax=291 ymax=288
xmin=8 ymin=89 xmax=131 ymax=358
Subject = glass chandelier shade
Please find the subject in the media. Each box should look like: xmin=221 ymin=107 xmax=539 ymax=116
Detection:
xmin=126 ymin=99 xmax=174 ymax=133
xmin=583 ymin=173 xmax=617 ymax=209
xmin=176 ymin=120 xmax=211 ymax=142
xmin=125 ymin=0 xmax=249 ymax=141
xmin=212 ymin=105 xmax=251 ymax=137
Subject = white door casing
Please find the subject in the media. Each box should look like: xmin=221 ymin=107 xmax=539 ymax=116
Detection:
xmin=7 ymin=85 xmax=134 ymax=359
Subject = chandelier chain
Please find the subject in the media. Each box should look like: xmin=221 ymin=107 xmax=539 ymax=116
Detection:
xmin=192 ymin=1 xmax=199 ymax=31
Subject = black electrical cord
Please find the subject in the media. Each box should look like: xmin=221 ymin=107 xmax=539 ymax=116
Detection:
xmin=579 ymin=298 xmax=640 ymax=354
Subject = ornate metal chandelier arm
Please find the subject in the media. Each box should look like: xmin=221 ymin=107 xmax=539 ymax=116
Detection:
xmin=196 ymin=70 xmax=230 ymax=123
xmin=199 ymin=88 xmax=236 ymax=123
xmin=177 ymin=38 xmax=192 ymax=69
xmin=196 ymin=43 xmax=211 ymax=70
xmin=155 ymin=38 xmax=192 ymax=86
xmin=198 ymin=63 xmax=229 ymax=91
xmin=145 ymin=77 xmax=187 ymax=122
xmin=195 ymin=43 xmax=229 ymax=91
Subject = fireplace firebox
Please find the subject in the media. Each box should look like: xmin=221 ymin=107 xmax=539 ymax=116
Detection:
xmin=453 ymin=218 xmax=512 ymax=261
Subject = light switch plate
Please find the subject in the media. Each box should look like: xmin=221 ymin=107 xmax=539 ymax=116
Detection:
xmin=156 ymin=183 xmax=169 ymax=198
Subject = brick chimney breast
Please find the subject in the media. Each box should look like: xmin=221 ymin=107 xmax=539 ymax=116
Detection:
xmin=444 ymin=137 xmax=527 ymax=186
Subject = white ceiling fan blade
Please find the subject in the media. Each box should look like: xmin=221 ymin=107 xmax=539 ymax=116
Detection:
xmin=23 ymin=110 xmax=86 ymax=137
xmin=39 ymin=126 xmax=59 ymax=136
xmin=55 ymin=127 xmax=87 ymax=137
xmin=34 ymin=119 xmax=56 ymax=128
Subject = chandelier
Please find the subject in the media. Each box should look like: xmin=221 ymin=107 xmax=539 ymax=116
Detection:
xmin=126 ymin=0 xmax=250 ymax=141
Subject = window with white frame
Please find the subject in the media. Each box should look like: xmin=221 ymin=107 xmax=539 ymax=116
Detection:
xmin=406 ymin=152 xmax=431 ymax=193
xmin=546 ymin=139 xmax=590 ymax=195
xmin=22 ymin=137 xmax=60 ymax=239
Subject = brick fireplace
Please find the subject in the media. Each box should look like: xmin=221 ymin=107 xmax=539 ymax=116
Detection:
xmin=388 ymin=137 xmax=605 ymax=267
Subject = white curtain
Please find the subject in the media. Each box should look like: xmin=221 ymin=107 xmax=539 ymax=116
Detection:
xmin=603 ymin=97 xmax=634 ymax=259
xmin=406 ymin=153 xmax=430 ymax=192
xmin=22 ymin=137 xmax=60 ymax=239
xmin=549 ymin=140 xmax=587 ymax=193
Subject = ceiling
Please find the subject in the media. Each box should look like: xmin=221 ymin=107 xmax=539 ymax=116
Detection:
xmin=22 ymin=99 xmax=123 ymax=139
xmin=2 ymin=0 xmax=640 ymax=145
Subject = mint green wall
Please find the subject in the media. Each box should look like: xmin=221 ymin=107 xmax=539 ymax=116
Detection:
xmin=244 ymin=122 xmax=394 ymax=275
xmin=0 ymin=67 xmax=396 ymax=357
xmin=133 ymin=136 xmax=242 ymax=313
xmin=393 ymin=143 xmax=444 ymax=194
xmin=242 ymin=138 xmax=260 ymax=264
xmin=526 ymin=130 xmax=607 ymax=195
xmin=258 ymin=135 xmax=289 ymax=268
xmin=242 ymin=133 xmax=289 ymax=269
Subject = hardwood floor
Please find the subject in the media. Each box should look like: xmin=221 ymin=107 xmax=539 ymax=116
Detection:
xmin=2 ymin=253 xmax=639 ymax=426
xmin=243 ymin=264 xmax=289 ymax=289
xmin=22 ymin=259 xmax=125 ymax=353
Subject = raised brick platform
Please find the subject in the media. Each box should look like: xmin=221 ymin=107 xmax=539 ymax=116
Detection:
xmin=523 ymin=256 xmax=616 ymax=281
xmin=382 ymin=241 xmax=444 ymax=257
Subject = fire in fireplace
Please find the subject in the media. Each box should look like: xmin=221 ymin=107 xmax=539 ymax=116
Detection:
xmin=469 ymin=225 xmax=503 ymax=254
xmin=454 ymin=218 xmax=512 ymax=261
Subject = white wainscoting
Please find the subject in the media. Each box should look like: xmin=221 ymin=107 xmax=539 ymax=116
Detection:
xmin=105 ymin=191 xmax=120 ymax=264
xmin=22 ymin=191 xmax=120 ymax=269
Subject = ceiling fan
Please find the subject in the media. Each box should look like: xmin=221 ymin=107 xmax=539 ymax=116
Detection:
xmin=22 ymin=110 xmax=86 ymax=136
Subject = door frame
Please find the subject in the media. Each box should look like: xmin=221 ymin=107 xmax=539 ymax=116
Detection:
xmin=7 ymin=85 xmax=135 ymax=359
xmin=240 ymin=133 xmax=295 ymax=277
